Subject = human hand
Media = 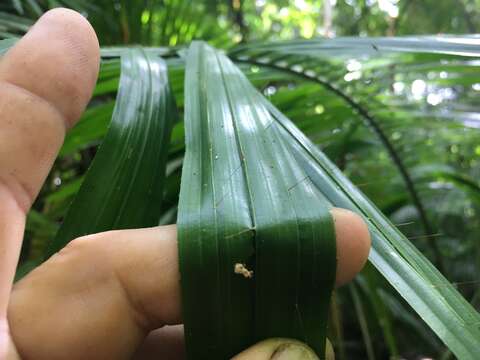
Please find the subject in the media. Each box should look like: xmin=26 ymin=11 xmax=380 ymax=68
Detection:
xmin=0 ymin=9 xmax=371 ymax=360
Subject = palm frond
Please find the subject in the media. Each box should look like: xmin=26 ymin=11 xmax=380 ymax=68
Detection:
xmin=46 ymin=48 xmax=176 ymax=256
xmin=178 ymin=42 xmax=336 ymax=358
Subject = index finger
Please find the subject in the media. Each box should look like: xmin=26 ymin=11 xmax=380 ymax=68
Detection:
xmin=0 ymin=8 xmax=99 ymax=323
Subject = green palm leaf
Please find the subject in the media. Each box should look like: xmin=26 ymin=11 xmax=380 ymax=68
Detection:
xmin=177 ymin=40 xmax=480 ymax=358
xmin=178 ymin=41 xmax=336 ymax=359
xmin=229 ymin=36 xmax=480 ymax=58
xmin=229 ymin=36 xmax=480 ymax=275
xmin=45 ymin=48 xmax=176 ymax=256
xmin=265 ymin=99 xmax=480 ymax=358
xmin=2 ymin=31 xmax=479 ymax=357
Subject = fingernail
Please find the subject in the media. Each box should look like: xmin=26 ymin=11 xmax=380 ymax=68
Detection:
xmin=270 ymin=342 xmax=319 ymax=360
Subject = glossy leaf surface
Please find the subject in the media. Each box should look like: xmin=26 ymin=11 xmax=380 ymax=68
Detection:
xmin=46 ymin=49 xmax=176 ymax=256
xmin=178 ymin=42 xmax=336 ymax=359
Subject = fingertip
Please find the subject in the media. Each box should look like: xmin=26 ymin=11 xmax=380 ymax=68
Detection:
xmin=330 ymin=207 xmax=371 ymax=287
xmin=231 ymin=338 xmax=319 ymax=360
xmin=0 ymin=8 xmax=100 ymax=127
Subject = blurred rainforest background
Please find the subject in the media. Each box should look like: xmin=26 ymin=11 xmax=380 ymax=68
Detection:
xmin=1 ymin=1 xmax=480 ymax=359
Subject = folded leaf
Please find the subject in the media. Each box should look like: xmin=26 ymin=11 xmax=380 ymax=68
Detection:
xmin=178 ymin=41 xmax=336 ymax=359
xmin=46 ymin=49 xmax=176 ymax=256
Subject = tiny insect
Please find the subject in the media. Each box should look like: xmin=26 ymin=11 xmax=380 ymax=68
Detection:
xmin=234 ymin=263 xmax=254 ymax=279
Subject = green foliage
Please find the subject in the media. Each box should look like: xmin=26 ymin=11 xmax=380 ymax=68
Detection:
xmin=1 ymin=1 xmax=480 ymax=358
xmin=178 ymin=42 xmax=336 ymax=358
xmin=46 ymin=49 xmax=176 ymax=256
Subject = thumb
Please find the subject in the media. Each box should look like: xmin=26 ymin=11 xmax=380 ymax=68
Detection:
xmin=231 ymin=338 xmax=334 ymax=360
xmin=8 ymin=225 xmax=182 ymax=359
